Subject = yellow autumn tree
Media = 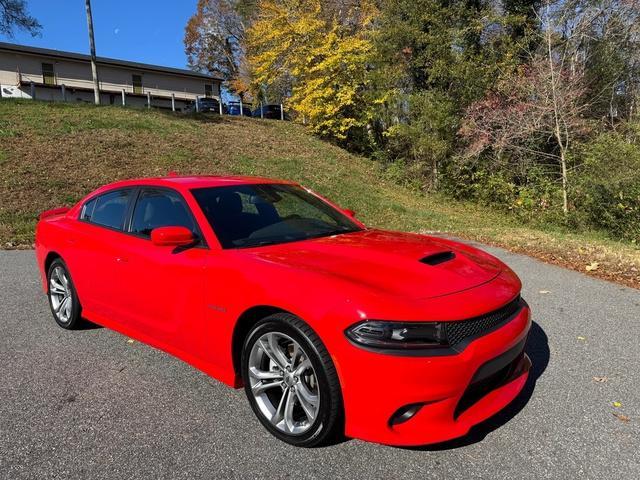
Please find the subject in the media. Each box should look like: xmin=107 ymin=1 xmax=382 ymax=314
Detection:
xmin=246 ymin=0 xmax=376 ymax=139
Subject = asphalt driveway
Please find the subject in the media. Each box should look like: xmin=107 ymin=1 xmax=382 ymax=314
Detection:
xmin=0 ymin=247 xmax=638 ymax=479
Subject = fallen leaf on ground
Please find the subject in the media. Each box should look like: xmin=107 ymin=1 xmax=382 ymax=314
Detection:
xmin=585 ymin=261 xmax=600 ymax=271
xmin=592 ymin=376 xmax=608 ymax=383
xmin=127 ymin=339 xmax=134 ymax=344
xmin=613 ymin=401 xmax=622 ymax=408
xmin=577 ymin=336 xmax=586 ymax=340
xmin=613 ymin=413 xmax=630 ymax=423
xmin=539 ymin=290 xmax=550 ymax=294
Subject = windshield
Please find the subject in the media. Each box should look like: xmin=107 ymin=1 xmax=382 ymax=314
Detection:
xmin=191 ymin=184 xmax=362 ymax=248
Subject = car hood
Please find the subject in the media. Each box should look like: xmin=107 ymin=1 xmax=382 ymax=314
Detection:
xmin=248 ymin=229 xmax=504 ymax=300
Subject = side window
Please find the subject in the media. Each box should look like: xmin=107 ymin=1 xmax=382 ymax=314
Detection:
xmin=80 ymin=197 xmax=97 ymax=221
xmin=130 ymin=189 xmax=196 ymax=238
xmin=132 ymin=74 xmax=143 ymax=94
xmin=82 ymin=189 xmax=131 ymax=230
xmin=42 ymin=63 xmax=55 ymax=86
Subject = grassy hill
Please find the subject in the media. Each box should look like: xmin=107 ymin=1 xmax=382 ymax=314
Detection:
xmin=1 ymin=99 xmax=638 ymax=288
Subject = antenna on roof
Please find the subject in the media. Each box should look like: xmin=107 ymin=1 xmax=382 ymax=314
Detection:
xmin=167 ymin=171 xmax=179 ymax=177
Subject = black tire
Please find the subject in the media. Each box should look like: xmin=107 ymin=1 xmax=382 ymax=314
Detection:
xmin=241 ymin=313 xmax=343 ymax=447
xmin=47 ymin=258 xmax=83 ymax=329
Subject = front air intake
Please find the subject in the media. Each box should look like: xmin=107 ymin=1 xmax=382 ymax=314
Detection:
xmin=420 ymin=251 xmax=455 ymax=266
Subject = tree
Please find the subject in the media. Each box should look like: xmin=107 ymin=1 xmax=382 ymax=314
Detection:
xmin=0 ymin=0 xmax=40 ymax=37
xmin=503 ymin=0 xmax=542 ymax=41
xmin=460 ymin=2 xmax=595 ymax=215
xmin=372 ymin=0 xmax=529 ymax=107
xmin=384 ymin=91 xmax=457 ymax=190
xmin=553 ymin=0 xmax=640 ymax=123
xmin=366 ymin=0 xmax=530 ymax=187
xmin=184 ymin=0 xmax=256 ymax=100
xmin=459 ymin=0 xmax=640 ymax=215
xmin=246 ymin=0 xmax=377 ymax=139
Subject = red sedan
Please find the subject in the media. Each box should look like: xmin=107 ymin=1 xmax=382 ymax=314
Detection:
xmin=35 ymin=175 xmax=531 ymax=447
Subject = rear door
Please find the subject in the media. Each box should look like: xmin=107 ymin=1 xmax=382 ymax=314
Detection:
xmin=115 ymin=187 xmax=208 ymax=354
xmin=70 ymin=188 xmax=135 ymax=320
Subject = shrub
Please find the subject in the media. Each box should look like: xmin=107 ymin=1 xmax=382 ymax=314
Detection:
xmin=571 ymin=128 xmax=640 ymax=242
xmin=439 ymin=159 xmax=565 ymax=224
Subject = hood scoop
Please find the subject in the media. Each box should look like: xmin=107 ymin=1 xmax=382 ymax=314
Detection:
xmin=420 ymin=251 xmax=456 ymax=266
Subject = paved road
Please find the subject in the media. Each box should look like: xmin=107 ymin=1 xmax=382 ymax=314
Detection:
xmin=0 ymin=248 xmax=638 ymax=480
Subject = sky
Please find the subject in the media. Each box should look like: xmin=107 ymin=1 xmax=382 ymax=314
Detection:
xmin=0 ymin=0 xmax=198 ymax=70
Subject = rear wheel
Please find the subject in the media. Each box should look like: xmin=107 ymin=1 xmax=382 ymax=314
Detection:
xmin=47 ymin=259 xmax=82 ymax=329
xmin=241 ymin=313 xmax=342 ymax=447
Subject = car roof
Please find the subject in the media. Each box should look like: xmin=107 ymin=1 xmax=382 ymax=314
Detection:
xmin=99 ymin=175 xmax=297 ymax=191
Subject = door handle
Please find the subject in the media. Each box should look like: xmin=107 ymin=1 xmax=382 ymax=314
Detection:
xmin=115 ymin=257 xmax=128 ymax=263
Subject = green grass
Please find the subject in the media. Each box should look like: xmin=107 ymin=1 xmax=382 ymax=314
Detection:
xmin=1 ymin=99 xmax=638 ymax=287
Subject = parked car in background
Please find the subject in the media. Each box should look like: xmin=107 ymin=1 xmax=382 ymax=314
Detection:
xmin=252 ymin=104 xmax=289 ymax=120
xmin=227 ymin=102 xmax=252 ymax=117
xmin=186 ymin=97 xmax=225 ymax=114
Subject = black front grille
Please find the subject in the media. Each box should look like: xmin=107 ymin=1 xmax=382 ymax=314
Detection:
xmin=444 ymin=296 xmax=522 ymax=348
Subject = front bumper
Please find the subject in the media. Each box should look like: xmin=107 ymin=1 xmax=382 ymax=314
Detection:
xmin=338 ymin=305 xmax=531 ymax=446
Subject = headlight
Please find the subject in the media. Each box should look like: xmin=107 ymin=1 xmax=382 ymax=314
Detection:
xmin=345 ymin=320 xmax=448 ymax=350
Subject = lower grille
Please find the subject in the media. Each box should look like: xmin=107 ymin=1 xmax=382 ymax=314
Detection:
xmin=444 ymin=296 xmax=522 ymax=349
xmin=454 ymin=337 xmax=528 ymax=419
xmin=454 ymin=355 xmax=519 ymax=419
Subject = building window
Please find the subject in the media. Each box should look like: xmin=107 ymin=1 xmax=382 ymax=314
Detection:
xmin=42 ymin=63 xmax=55 ymax=86
xmin=204 ymin=84 xmax=213 ymax=97
xmin=132 ymin=74 xmax=143 ymax=94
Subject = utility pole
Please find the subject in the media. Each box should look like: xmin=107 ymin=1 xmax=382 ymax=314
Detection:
xmin=85 ymin=0 xmax=100 ymax=105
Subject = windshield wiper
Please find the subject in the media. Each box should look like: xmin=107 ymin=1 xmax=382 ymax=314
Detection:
xmin=304 ymin=226 xmax=357 ymax=240
xmin=235 ymin=227 xmax=359 ymax=249
xmin=236 ymin=239 xmax=281 ymax=249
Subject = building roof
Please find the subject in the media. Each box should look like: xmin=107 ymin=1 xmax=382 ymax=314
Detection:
xmin=0 ymin=41 xmax=223 ymax=81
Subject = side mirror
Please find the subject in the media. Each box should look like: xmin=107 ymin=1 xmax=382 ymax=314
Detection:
xmin=151 ymin=226 xmax=195 ymax=247
xmin=343 ymin=209 xmax=357 ymax=218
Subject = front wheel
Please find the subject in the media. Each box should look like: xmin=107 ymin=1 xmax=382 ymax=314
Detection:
xmin=241 ymin=313 xmax=343 ymax=447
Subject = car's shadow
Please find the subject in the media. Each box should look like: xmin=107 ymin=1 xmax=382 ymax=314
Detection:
xmin=409 ymin=321 xmax=550 ymax=451
xmin=75 ymin=318 xmax=103 ymax=330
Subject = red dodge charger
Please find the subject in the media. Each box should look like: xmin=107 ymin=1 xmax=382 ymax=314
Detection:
xmin=35 ymin=175 xmax=531 ymax=447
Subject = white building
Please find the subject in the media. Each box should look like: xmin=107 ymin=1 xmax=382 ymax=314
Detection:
xmin=0 ymin=42 xmax=223 ymax=112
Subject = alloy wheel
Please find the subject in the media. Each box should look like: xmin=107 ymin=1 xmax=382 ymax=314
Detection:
xmin=49 ymin=266 xmax=73 ymax=324
xmin=247 ymin=332 xmax=320 ymax=435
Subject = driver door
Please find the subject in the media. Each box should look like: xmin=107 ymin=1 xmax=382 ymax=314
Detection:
xmin=116 ymin=187 xmax=208 ymax=355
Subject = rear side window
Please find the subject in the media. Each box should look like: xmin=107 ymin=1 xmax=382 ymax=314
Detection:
xmin=81 ymin=189 xmax=131 ymax=230
xmin=80 ymin=198 xmax=97 ymax=221
xmin=130 ymin=188 xmax=196 ymax=238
